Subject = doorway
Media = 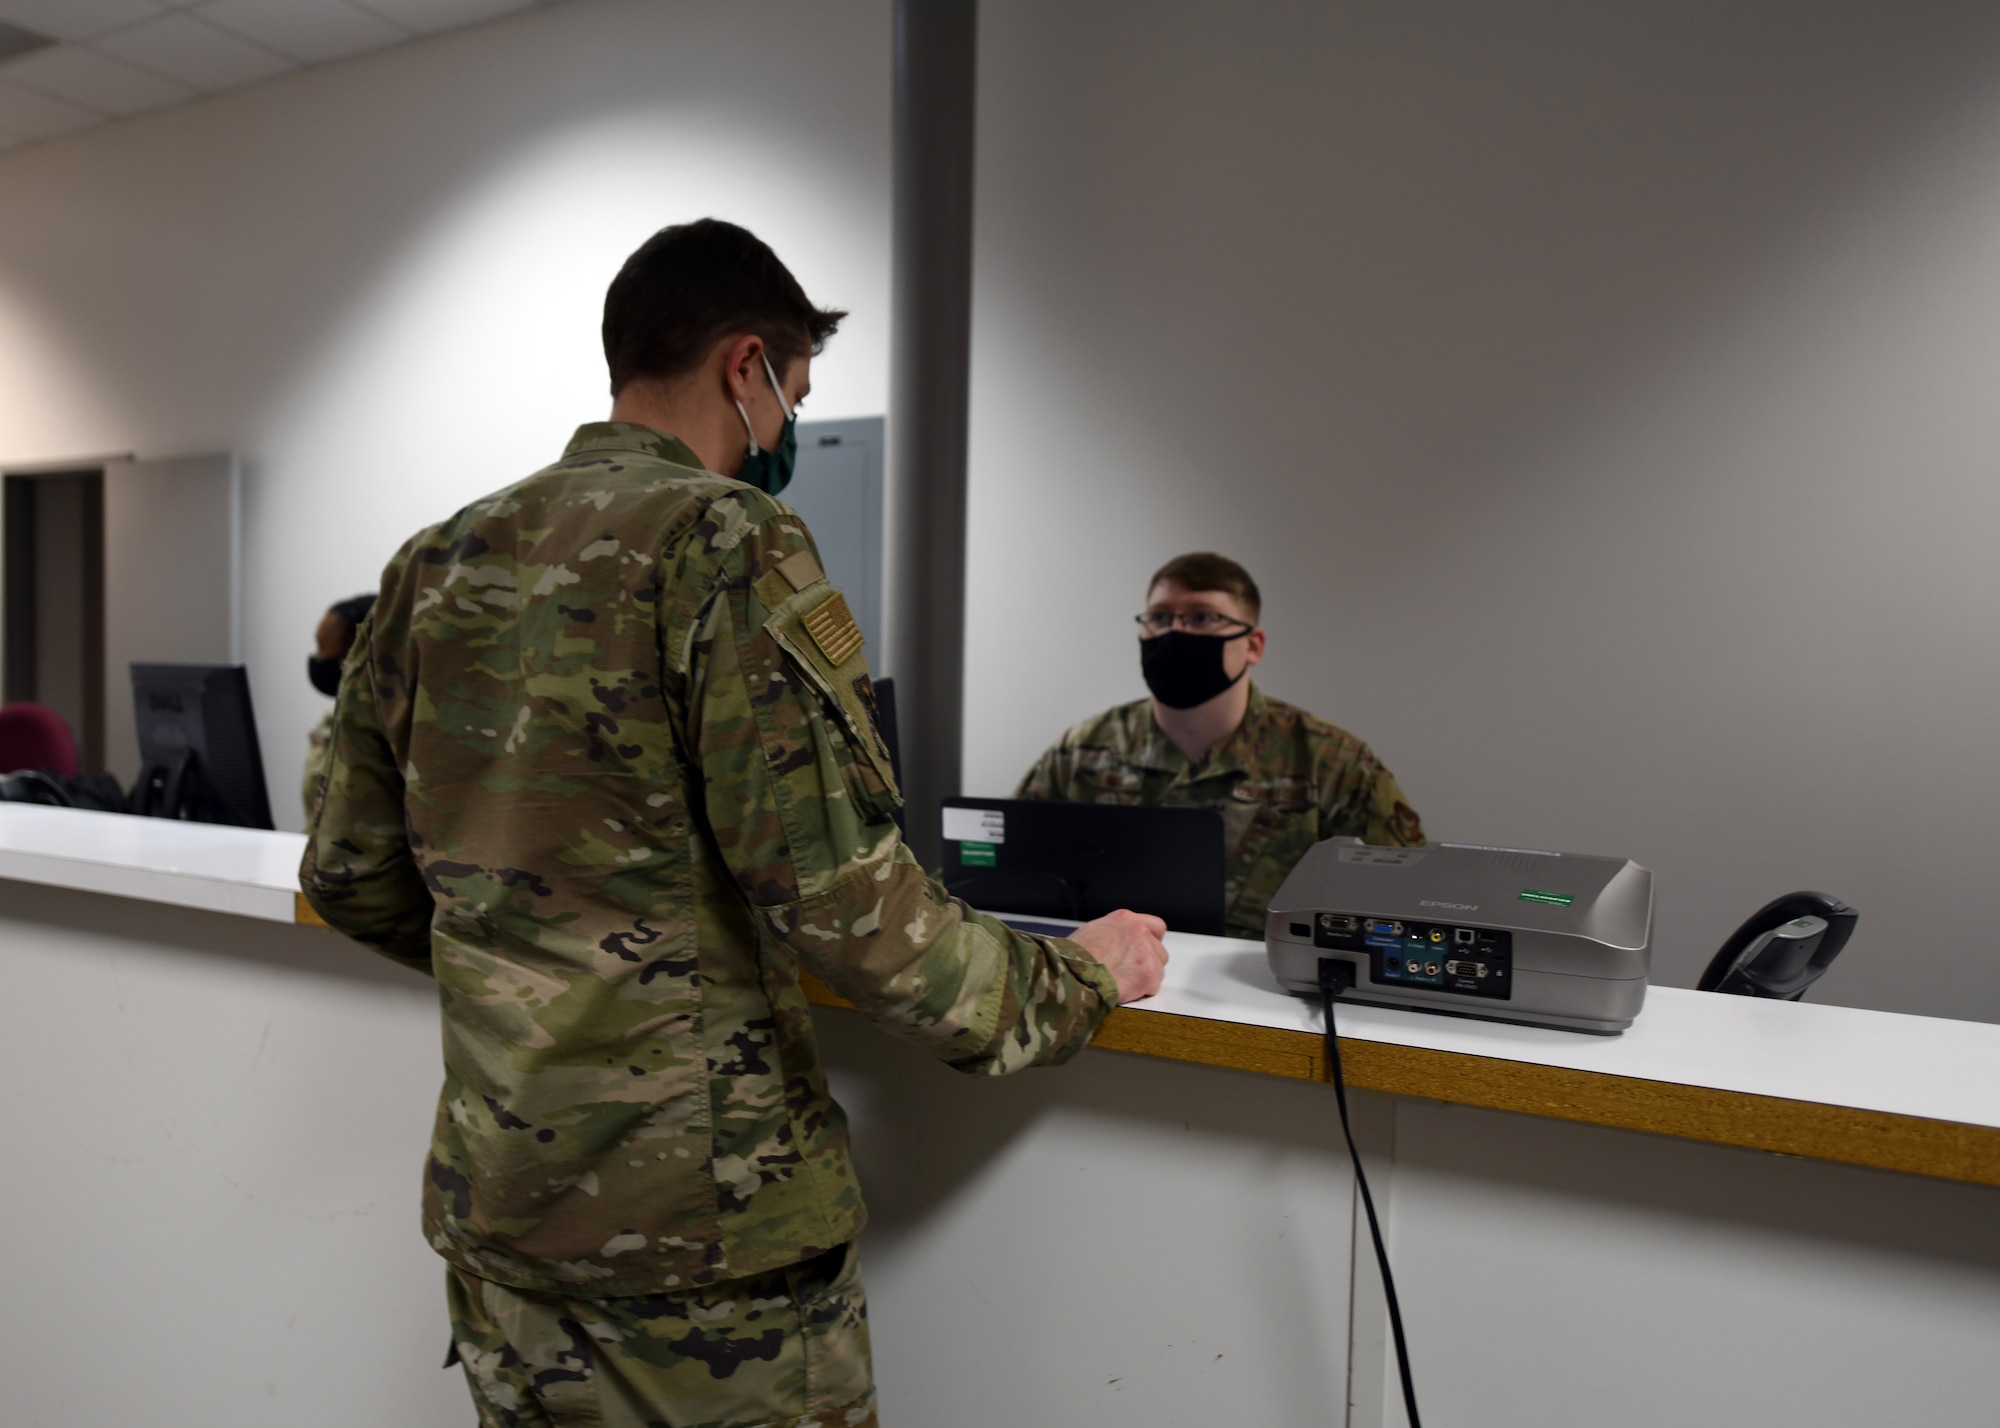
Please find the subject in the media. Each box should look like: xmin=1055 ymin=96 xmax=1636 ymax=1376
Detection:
xmin=2 ymin=469 xmax=106 ymax=772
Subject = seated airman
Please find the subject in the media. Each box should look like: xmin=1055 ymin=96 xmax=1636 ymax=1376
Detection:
xmin=1017 ymin=552 xmax=1424 ymax=939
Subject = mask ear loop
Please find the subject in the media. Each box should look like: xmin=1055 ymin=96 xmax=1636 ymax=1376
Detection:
xmin=761 ymin=352 xmax=796 ymax=422
xmin=1220 ymin=622 xmax=1255 ymax=694
xmin=734 ymin=351 xmax=796 ymax=458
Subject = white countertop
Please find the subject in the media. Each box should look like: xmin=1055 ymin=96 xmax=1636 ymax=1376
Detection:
xmin=0 ymin=803 xmax=306 ymax=923
xmin=1 ymin=804 xmax=1995 ymax=1135
xmin=1137 ymin=927 xmax=2000 ymax=1132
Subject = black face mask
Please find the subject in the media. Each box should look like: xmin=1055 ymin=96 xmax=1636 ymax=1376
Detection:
xmin=308 ymin=655 xmax=343 ymax=699
xmin=1140 ymin=630 xmax=1251 ymax=710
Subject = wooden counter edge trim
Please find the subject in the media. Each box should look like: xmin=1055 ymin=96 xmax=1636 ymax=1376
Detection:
xmin=801 ymin=975 xmax=2000 ymax=1190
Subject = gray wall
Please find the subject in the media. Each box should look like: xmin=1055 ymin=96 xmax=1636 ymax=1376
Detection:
xmin=2 ymin=0 xmax=1997 ymax=1021
xmin=787 ymin=416 xmax=887 ymax=657
xmin=963 ymin=0 xmax=2000 ymax=1020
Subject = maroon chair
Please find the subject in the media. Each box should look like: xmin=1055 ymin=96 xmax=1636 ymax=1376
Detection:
xmin=0 ymin=702 xmax=79 ymax=778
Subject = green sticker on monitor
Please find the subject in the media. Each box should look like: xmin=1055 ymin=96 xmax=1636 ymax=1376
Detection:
xmin=1519 ymin=888 xmax=1574 ymax=907
xmin=960 ymin=841 xmax=997 ymax=867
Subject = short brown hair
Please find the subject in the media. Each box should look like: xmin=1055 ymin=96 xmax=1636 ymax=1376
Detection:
xmin=602 ymin=219 xmax=846 ymax=396
xmin=1147 ymin=552 xmax=1262 ymax=623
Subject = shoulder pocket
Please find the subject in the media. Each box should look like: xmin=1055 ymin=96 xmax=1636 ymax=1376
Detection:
xmin=763 ymin=581 xmax=903 ymax=813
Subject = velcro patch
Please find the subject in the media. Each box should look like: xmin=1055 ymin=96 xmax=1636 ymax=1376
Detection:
xmin=777 ymin=549 xmax=825 ymax=592
xmin=802 ymin=592 xmax=865 ymax=668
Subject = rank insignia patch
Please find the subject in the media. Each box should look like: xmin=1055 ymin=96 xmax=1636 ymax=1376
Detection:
xmin=802 ymin=592 xmax=865 ymax=668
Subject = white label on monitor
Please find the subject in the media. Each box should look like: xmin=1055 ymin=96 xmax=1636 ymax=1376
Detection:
xmin=942 ymin=807 xmax=1006 ymax=844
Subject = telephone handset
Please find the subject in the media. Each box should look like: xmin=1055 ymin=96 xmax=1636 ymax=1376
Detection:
xmin=1698 ymin=891 xmax=1858 ymax=1001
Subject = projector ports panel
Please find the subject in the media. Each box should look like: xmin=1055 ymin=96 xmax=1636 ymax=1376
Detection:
xmin=1303 ymin=912 xmax=1512 ymax=1001
xmin=1367 ymin=920 xmax=1512 ymax=1000
xmin=1309 ymin=913 xmax=1364 ymax=949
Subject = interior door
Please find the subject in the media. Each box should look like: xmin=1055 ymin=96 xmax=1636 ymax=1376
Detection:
xmin=1 ymin=469 xmax=106 ymax=770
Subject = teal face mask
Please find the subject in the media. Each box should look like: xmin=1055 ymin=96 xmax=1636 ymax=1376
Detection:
xmin=735 ymin=352 xmax=798 ymax=496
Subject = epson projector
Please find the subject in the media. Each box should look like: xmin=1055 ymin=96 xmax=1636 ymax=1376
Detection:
xmin=1266 ymin=838 xmax=1654 ymax=1034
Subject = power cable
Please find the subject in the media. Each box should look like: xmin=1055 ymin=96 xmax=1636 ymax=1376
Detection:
xmin=1319 ymin=958 xmax=1423 ymax=1428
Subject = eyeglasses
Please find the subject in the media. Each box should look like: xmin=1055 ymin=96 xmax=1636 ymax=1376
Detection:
xmin=1135 ymin=611 xmax=1253 ymax=637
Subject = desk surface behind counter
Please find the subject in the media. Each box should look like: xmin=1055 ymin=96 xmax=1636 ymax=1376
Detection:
xmin=3 ymin=802 xmax=1996 ymax=1186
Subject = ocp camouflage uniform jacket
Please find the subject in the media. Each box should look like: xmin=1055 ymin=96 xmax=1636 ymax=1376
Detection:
xmin=1015 ymin=684 xmax=1423 ymax=939
xmin=301 ymin=422 xmax=1117 ymax=1298
xmin=302 ymin=707 xmax=334 ymax=817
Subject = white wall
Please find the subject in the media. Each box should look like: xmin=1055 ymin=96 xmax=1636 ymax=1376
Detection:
xmin=1365 ymin=1097 xmax=2000 ymax=1427
xmin=0 ymin=886 xmax=459 ymax=1427
xmin=816 ymin=1012 xmax=1357 ymax=1427
xmin=964 ymin=0 xmax=2000 ymax=1021
xmin=0 ymin=0 xmax=891 ymax=827
xmin=814 ymin=1009 xmax=2000 ymax=1428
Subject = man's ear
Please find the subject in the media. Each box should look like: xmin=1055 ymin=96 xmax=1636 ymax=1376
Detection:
xmin=719 ymin=333 xmax=766 ymax=403
xmin=1243 ymin=628 xmax=1268 ymax=666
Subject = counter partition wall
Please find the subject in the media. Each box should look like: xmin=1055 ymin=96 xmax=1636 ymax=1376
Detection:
xmin=2 ymin=801 xmax=1996 ymax=1427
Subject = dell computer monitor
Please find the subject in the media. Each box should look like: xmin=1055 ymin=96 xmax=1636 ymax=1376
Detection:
xmin=130 ymin=662 xmax=274 ymax=830
xmin=939 ymin=796 xmax=1226 ymax=935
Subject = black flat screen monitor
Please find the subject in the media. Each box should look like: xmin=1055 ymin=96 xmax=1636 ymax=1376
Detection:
xmin=939 ymin=796 xmax=1226 ymax=935
xmin=130 ymin=662 xmax=273 ymax=830
xmin=871 ymin=675 xmax=902 ymax=789
xmin=870 ymin=675 xmax=904 ymax=830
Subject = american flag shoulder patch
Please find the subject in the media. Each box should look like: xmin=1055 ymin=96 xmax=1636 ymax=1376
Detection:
xmin=802 ymin=591 xmax=865 ymax=668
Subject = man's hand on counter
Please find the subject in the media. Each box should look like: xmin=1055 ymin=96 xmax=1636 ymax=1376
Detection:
xmin=1069 ymin=909 xmax=1170 ymax=1003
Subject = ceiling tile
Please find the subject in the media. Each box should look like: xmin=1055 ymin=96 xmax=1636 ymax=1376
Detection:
xmin=0 ymin=76 xmax=101 ymax=136
xmin=3 ymin=43 xmax=191 ymax=114
xmin=351 ymin=0 xmax=534 ymax=38
xmin=194 ymin=0 xmax=407 ymax=66
xmin=94 ymin=12 xmax=295 ymax=90
xmin=0 ymin=0 xmax=165 ymax=44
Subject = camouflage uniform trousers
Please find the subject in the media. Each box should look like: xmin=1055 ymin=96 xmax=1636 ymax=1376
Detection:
xmin=446 ymin=1243 xmax=877 ymax=1428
